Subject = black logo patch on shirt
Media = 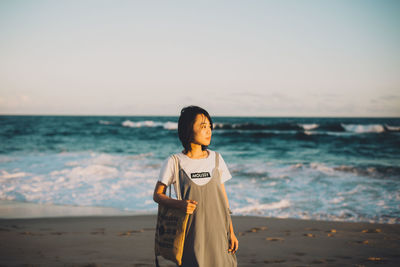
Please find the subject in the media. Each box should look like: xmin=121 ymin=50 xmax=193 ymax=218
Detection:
xmin=191 ymin=172 xmax=211 ymax=179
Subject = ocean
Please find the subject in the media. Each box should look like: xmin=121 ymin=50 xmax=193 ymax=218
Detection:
xmin=0 ymin=115 xmax=399 ymax=224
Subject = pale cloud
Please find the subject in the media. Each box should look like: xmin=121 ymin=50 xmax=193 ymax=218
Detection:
xmin=0 ymin=94 xmax=33 ymax=108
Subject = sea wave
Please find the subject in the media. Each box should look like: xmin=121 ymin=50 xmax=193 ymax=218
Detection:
xmin=214 ymin=122 xmax=400 ymax=134
xmin=120 ymin=120 xmax=178 ymax=130
xmin=97 ymin=119 xmax=400 ymax=135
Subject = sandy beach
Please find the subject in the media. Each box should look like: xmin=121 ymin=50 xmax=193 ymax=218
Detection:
xmin=0 ymin=215 xmax=399 ymax=267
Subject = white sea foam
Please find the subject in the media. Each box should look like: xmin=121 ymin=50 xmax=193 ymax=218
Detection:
xmin=341 ymin=123 xmax=385 ymax=133
xmin=309 ymin=162 xmax=336 ymax=175
xmin=163 ymin=122 xmax=178 ymax=130
xmin=0 ymin=152 xmax=399 ymax=223
xmin=121 ymin=120 xmax=177 ymax=130
xmin=385 ymin=124 xmax=400 ymax=131
xmin=298 ymin=123 xmax=319 ymax=130
xmin=329 ymin=196 xmax=345 ymax=204
xmin=99 ymin=120 xmax=113 ymax=125
xmin=0 ymin=170 xmax=28 ymax=179
xmin=233 ymin=199 xmax=291 ymax=214
xmin=122 ymin=120 xmax=158 ymax=128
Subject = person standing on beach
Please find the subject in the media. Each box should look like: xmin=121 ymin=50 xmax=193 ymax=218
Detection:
xmin=153 ymin=105 xmax=238 ymax=267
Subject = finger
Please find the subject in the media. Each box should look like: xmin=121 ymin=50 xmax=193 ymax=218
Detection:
xmin=234 ymin=240 xmax=239 ymax=253
xmin=230 ymin=239 xmax=237 ymax=253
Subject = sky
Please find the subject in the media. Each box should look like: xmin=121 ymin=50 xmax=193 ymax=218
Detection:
xmin=0 ymin=0 xmax=399 ymax=117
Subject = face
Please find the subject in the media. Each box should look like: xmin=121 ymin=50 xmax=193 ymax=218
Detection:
xmin=191 ymin=113 xmax=212 ymax=146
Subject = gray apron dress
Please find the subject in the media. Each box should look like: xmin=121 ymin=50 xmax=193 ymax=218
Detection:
xmin=176 ymin=152 xmax=237 ymax=267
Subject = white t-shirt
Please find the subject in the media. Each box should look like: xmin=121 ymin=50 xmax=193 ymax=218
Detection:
xmin=158 ymin=149 xmax=232 ymax=190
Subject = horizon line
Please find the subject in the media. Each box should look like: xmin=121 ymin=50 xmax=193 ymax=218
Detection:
xmin=1 ymin=113 xmax=399 ymax=119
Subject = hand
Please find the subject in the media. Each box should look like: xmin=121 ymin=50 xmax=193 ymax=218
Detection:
xmin=181 ymin=199 xmax=198 ymax=214
xmin=228 ymin=231 xmax=239 ymax=254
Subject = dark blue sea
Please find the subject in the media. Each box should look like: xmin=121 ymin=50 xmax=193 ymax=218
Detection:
xmin=1 ymin=115 xmax=399 ymax=223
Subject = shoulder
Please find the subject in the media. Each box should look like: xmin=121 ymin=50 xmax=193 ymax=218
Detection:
xmin=166 ymin=152 xmax=182 ymax=159
xmin=212 ymin=150 xmax=229 ymax=167
xmin=209 ymin=149 xmax=223 ymax=159
xmin=161 ymin=153 xmax=181 ymax=166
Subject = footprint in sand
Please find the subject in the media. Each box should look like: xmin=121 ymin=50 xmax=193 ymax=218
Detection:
xmin=240 ymin=226 xmax=268 ymax=236
xmin=80 ymin=263 xmax=101 ymax=267
xmin=281 ymin=230 xmax=291 ymax=236
xmin=326 ymin=229 xmax=336 ymax=233
xmin=367 ymin=257 xmax=385 ymax=262
xmin=50 ymin=232 xmax=67 ymax=235
xmin=310 ymin=259 xmax=326 ymax=264
xmin=354 ymin=240 xmax=369 ymax=245
xmin=304 ymin=227 xmax=319 ymax=231
xmin=294 ymin=252 xmax=306 ymax=256
xmin=303 ymin=233 xmax=315 ymax=237
xmin=266 ymin=237 xmax=285 ymax=242
xmin=246 ymin=226 xmax=268 ymax=233
xmin=141 ymin=227 xmax=156 ymax=231
xmin=334 ymin=255 xmax=352 ymax=259
xmin=263 ymin=259 xmax=286 ymax=264
xmin=118 ymin=229 xmax=144 ymax=236
xmin=10 ymin=224 xmax=23 ymax=229
xmin=19 ymin=231 xmax=44 ymax=236
xmin=91 ymin=228 xmax=105 ymax=235
xmin=19 ymin=231 xmax=33 ymax=235
xmin=362 ymin=228 xmax=381 ymax=233
xmin=326 ymin=229 xmax=336 ymax=236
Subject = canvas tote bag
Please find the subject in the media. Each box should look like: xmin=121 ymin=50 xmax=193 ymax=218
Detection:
xmin=155 ymin=154 xmax=189 ymax=267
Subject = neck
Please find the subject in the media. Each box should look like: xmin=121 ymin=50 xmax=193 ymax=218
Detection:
xmin=185 ymin=144 xmax=207 ymax=159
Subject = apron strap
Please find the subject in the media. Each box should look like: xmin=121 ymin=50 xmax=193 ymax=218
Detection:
xmin=172 ymin=154 xmax=182 ymax=200
xmin=215 ymin=151 xmax=219 ymax=169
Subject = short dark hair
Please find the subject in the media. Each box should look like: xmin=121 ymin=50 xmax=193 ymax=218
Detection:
xmin=178 ymin=105 xmax=213 ymax=153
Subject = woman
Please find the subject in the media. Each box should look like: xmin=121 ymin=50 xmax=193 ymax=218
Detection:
xmin=153 ymin=105 xmax=238 ymax=267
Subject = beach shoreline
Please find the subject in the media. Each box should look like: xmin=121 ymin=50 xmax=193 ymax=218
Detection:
xmin=1 ymin=214 xmax=399 ymax=267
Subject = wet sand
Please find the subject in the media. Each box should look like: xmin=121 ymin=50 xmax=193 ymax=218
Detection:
xmin=0 ymin=215 xmax=399 ymax=266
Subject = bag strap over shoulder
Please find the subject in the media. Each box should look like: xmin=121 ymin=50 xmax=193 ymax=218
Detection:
xmin=215 ymin=151 xmax=219 ymax=169
xmin=170 ymin=155 xmax=182 ymax=200
xmin=156 ymin=154 xmax=184 ymax=267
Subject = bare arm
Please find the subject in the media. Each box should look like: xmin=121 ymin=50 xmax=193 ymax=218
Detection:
xmin=153 ymin=181 xmax=197 ymax=213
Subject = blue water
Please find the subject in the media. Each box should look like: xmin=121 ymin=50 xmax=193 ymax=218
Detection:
xmin=0 ymin=115 xmax=399 ymax=223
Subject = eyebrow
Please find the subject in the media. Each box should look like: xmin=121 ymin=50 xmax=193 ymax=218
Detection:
xmin=200 ymin=122 xmax=211 ymax=128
